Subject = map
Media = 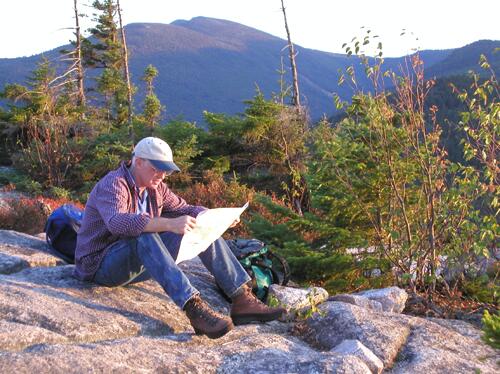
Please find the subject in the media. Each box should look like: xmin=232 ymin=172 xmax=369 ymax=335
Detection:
xmin=176 ymin=202 xmax=249 ymax=263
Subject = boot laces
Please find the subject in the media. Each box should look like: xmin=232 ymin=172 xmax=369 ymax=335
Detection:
xmin=244 ymin=286 xmax=263 ymax=306
xmin=189 ymin=297 xmax=223 ymax=327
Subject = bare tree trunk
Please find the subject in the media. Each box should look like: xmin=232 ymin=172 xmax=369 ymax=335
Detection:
xmin=278 ymin=56 xmax=287 ymax=106
xmin=427 ymin=181 xmax=437 ymax=296
xmin=73 ymin=0 xmax=85 ymax=107
xmin=280 ymin=0 xmax=300 ymax=109
xmin=116 ymin=0 xmax=134 ymax=142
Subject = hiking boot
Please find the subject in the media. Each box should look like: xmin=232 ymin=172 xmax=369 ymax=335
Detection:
xmin=184 ymin=295 xmax=234 ymax=339
xmin=230 ymin=285 xmax=286 ymax=325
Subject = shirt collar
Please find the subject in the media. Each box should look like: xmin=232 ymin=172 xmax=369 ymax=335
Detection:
xmin=124 ymin=162 xmax=145 ymax=196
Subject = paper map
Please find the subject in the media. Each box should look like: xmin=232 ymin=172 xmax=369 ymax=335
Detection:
xmin=176 ymin=202 xmax=249 ymax=264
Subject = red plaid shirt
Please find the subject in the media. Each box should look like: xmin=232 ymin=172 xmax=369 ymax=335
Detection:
xmin=74 ymin=161 xmax=205 ymax=280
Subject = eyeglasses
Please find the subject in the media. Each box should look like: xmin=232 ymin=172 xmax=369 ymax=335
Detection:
xmin=147 ymin=160 xmax=173 ymax=176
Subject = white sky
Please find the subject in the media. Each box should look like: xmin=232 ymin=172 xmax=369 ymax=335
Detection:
xmin=1 ymin=0 xmax=499 ymax=58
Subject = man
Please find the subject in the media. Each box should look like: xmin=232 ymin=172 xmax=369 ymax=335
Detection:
xmin=74 ymin=137 xmax=285 ymax=339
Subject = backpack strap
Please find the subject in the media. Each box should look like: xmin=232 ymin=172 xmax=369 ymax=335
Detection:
xmin=266 ymin=250 xmax=290 ymax=286
xmin=227 ymin=238 xmax=291 ymax=287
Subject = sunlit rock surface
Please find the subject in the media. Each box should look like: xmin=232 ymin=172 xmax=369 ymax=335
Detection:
xmin=0 ymin=229 xmax=497 ymax=373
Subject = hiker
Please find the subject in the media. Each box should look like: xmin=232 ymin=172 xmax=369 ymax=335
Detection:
xmin=73 ymin=136 xmax=285 ymax=339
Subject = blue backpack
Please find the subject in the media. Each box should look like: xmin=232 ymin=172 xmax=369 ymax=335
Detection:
xmin=44 ymin=204 xmax=84 ymax=263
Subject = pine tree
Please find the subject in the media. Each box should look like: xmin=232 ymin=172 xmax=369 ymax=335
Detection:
xmin=85 ymin=0 xmax=129 ymax=124
xmin=141 ymin=64 xmax=164 ymax=129
xmin=2 ymin=58 xmax=84 ymax=188
xmin=243 ymin=93 xmax=310 ymax=214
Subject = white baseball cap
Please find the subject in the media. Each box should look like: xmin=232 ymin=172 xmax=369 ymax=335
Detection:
xmin=133 ymin=137 xmax=180 ymax=172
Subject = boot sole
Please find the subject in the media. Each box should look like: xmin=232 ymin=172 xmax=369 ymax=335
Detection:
xmin=194 ymin=321 xmax=234 ymax=339
xmin=231 ymin=310 xmax=284 ymax=325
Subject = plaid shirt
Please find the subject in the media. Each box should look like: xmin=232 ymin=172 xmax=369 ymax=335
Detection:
xmin=74 ymin=161 xmax=206 ymax=281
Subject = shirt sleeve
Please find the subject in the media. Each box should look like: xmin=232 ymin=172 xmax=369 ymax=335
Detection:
xmin=94 ymin=177 xmax=150 ymax=236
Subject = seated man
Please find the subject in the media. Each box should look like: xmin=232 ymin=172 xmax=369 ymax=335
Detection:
xmin=74 ymin=137 xmax=284 ymax=339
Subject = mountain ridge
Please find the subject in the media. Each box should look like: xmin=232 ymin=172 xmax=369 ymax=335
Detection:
xmin=0 ymin=17 xmax=498 ymax=124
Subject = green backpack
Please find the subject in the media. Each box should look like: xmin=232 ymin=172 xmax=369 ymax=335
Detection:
xmin=227 ymin=239 xmax=290 ymax=301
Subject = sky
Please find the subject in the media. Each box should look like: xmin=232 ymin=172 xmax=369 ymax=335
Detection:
xmin=1 ymin=0 xmax=499 ymax=58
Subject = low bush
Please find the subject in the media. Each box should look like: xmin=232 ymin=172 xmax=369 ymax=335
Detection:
xmin=462 ymin=274 xmax=499 ymax=304
xmin=482 ymin=310 xmax=500 ymax=349
xmin=0 ymin=196 xmax=83 ymax=235
xmin=178 ymin=172 xmax=255 ymax=238
xmin=0 ymin=168 xmax=43 ymax=196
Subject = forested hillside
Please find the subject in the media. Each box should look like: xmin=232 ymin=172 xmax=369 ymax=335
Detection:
xmin=0 ymin=17 xmax=498 ymax=123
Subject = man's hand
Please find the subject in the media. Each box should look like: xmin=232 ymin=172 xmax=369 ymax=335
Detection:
xmin=167 ymin=215 xmax=197 ymax=234
xmin=143 ymin=215 xmax=197 ymax=234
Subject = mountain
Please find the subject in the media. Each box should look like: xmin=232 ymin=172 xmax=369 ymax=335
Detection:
xmin=0 ymin=17 xmax=498 ymax=124
xmin=426 ymin=40 xmax=500 ymax=77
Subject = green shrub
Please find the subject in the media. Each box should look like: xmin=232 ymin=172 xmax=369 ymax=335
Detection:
xmin=72 ymin=133 xmax=131 ymax=190
xmin=481 ymin=310 xmax=500 ymax=349
xmin=0 ymin=169 xmax=42 ymax=195
xmin=462 ymin=275 xmax=499 ymax=304
xmin=47 ymin=186 xmax=72 ymax=200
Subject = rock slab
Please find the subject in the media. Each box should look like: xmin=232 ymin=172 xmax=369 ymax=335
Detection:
xmin=332 ymin=339 xmax=384 ymax=374
xmin=0 ymin=229 xmax=498 ymax=373
xmin=269 ymin=284 xmax=329 ymax=319
xmin=354 ymin=286 xmax=408 ymax=313
xmin=329 ymin=293 xmax=383 ymax=312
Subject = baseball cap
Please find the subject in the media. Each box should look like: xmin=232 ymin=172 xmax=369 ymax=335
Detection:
xmin=133 ymin=137 xmax=180 ymax=172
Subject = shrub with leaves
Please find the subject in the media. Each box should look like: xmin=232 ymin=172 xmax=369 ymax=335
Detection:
xmin=0 ymin=196 xmax=83 ymax=235
xmin=439 ymin=56 xmax=499 ymax=298
xmin=448 ymin=56 xmax=499 ymax=259
xmin=154 ymin=120 xmax=204 ymax=187
xmin=0 ymin=169 xmax=43 ymax=196
xmin=246 ymin=194 xmax=394 ymax=294
xmin=481 ymin=310 xmax=500 ymax=349
xmin=178 ymin=173 xmax=256 ymax=239
xmin=316 ymin=37 xmax=499 ymax=298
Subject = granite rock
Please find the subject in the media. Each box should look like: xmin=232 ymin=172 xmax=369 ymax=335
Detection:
xmin=354 ymin=286 xmax=408 ymax=313
xmin=329 ymin=293 xmax=383 ymax=312
xmin=331 ymin=339 xmax=384 ymax=374
xmin=269 ymin=284 xmax=329 ymax=319
xmin=0 ymin=229 xmax=497 ymax=373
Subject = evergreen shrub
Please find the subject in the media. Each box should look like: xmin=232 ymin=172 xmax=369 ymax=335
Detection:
xmin=482 ymin=310 xmax=500 ymax=349
xmin=0 ymin=169 xmax=43 ymax=196
xmin=462 ymin=274 xmax=499 ymax=304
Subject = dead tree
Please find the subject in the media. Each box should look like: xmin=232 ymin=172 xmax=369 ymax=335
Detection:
xmin=278 ymin=1 xmax=310 ymax=215
xmin=280 ymin=0 xmax=301 ymax=109
xmin=58 ymin=0 xmax=86 ymax=108
xmin=116 ymin=0 xmax=134 ymax=140
xmin=73 ymin=0 xmax=86 ymax=107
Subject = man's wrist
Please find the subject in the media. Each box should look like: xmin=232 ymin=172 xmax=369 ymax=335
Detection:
xmin=162 ymin=217 xmax=171 ymax=232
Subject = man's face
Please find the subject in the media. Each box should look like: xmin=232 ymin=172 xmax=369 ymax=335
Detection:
xmin=135 ymin=158 xmax=171 ymax=189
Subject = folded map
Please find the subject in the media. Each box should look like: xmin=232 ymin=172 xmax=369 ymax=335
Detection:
xmin=176 ymin=202 xmax=249 ymax=263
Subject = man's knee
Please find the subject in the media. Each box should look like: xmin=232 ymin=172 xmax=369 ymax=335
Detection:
xmin=138 ymin=232 xmax=161 ymax=240
xmin=213 ymin=237 xmax=230 ymax=250
xmin=136 ymin=232 xmax=164 ymax=247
